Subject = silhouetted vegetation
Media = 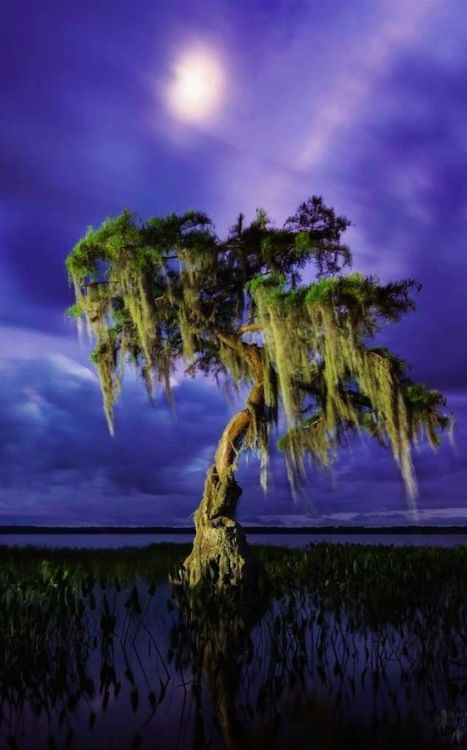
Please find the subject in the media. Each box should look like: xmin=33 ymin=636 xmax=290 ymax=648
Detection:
xmin=2 ymin=542 xmax=467 ymax=748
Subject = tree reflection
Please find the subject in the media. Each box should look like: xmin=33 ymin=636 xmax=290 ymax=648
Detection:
xmin=1 ymin=550 xmax=467 ymax=748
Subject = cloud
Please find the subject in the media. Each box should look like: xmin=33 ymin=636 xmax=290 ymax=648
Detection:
xmin=296 ymin=2 xmax=438 ymax=170
xmin=1 ymin=0 xmax=466 ymax=526
xmin=48 ymin=354 xmax=96 ymax=382
xmin=0 ymin=353 xmax=232 ymax=524
xmin=0 ymin=344 xmax=465 ymax=526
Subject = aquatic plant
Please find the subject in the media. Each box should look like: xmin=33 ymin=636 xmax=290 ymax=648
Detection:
xmin=1 ymin=544 xmax=466 ymax=749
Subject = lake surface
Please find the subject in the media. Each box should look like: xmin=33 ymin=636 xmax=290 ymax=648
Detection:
xmin=1 ymin=531 xmax=467 ymax=548
xmin=2 ymin=543 xmax=466 ymax=749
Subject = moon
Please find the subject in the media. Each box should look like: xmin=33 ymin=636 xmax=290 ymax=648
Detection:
xmin=167 ymin=48 xmax=224 ymax=123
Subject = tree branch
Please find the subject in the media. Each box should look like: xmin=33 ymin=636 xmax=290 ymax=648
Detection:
xmin=235 ymin=323 xmax=263 ymax=337
xmin=215 ymin=329 xmax=265 ymax=382
xmin=215 ymin=384 xmax=264 ymax=477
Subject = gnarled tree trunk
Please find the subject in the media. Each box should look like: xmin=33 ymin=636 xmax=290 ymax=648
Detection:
xmin=182 ymin=383 xmax=265 ymax=591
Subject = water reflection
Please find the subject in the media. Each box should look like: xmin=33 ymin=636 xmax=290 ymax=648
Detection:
xmin=1 ymin=553 xmax=467 ymax=748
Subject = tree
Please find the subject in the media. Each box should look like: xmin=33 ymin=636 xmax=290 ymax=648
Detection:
xmin=65 ymin=196 xmax=449 ymax=590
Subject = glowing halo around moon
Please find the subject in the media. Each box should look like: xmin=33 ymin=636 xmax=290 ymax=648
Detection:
xmin=166 ymin=47 xmax=225 ymax=123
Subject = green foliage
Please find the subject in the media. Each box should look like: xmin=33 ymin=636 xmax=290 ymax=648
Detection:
xmin=304 ymin=272 xmax=366 ymax=305
xmin=65 ymin=196 xmax=450 ymax=500
xmin=405 ymin=382 xmax=445 ymax=411
xmin=65 ymin=302 xmax=83 ymax=318
xmin=246 ymin=272 xmax=286 ymax=296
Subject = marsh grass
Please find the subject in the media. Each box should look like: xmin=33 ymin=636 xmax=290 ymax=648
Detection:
xmin=1 ymin=542 xmax=467 ymax=749
xmin=0 ymin=542 xmax=192 ymax=583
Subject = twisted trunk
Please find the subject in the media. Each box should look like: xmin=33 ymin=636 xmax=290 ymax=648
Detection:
xmin=182 ymin=382 xmax=265 ymax=591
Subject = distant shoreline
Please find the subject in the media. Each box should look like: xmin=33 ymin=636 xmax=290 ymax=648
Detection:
xmin=2 ymin=525 xmax=467 ymax=535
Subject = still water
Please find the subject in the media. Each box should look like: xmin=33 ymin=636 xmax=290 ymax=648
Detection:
xmin=0 ymin=547 xmax=467 ymax=750
xmin=2 ymin=542 xmax=467 ymax=749
xmin=1 ymin=532 xmax=467 ymax=548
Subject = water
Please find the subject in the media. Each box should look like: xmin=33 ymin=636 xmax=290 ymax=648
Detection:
xmin=0 ymin=533 xmax=193 ymax=549
xmin=2 ymin=557 xmax=466 ymax=750
xmin=2 ymin=544 xmax=467 ymax=749
xmin=1 ymin=531 xmax=467 ymax=548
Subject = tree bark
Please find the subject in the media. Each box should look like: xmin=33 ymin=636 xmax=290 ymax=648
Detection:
xmin=181 ymin=382 xmax=265 ymax=591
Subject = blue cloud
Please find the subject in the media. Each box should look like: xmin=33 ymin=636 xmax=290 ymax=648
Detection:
xmin=0 ymin=0 xmax=466 ymax=525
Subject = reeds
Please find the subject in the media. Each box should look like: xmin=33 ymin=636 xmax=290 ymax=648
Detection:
xmin=1 ymin=542 xmax=466 ymax=749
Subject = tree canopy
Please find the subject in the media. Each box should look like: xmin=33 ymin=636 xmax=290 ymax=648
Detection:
xmin=66 ymin=196 xmax=449 ymax=501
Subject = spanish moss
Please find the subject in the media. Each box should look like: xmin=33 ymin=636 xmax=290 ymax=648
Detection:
xmin=66 ymin=197 xmax=450 ymax=589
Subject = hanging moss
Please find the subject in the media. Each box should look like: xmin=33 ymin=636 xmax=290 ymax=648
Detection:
xmin=65 ymin=303 xmax=83 ymax=318
xmin=252 ymin=273 xmax=449 ymax=500
xmin=118 ymin=266 xmax=158 ymax=368
xmin=91 ymin=333 xmax=119 ymax=435
xmin=65 ymin=202 xmax=450 ymax=507
xmin=179 ymin=308 xmax=198 ymax=362
xmin=218 ymin=343 xmax=251 ymax=385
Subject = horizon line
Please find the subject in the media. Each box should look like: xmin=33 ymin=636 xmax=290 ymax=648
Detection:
xmin=2 ymin=524 xmax=467 ymax=535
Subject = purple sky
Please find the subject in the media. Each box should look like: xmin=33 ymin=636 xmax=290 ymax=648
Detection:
xmin=1 ymin=0 xmax=467 ymax=527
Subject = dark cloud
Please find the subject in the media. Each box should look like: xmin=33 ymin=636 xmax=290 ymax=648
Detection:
xmin=0 ymin=347 xmax=465 ymax=525
xmin=0 ymin=354 xmax=227 ymax=523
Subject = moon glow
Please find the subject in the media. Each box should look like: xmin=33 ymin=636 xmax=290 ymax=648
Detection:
xmin=167 ymin=48 xmax=224 ymax=123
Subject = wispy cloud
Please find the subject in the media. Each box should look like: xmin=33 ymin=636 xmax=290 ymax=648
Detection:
xmin=296 ymin=3 xmax=438 ymax=171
